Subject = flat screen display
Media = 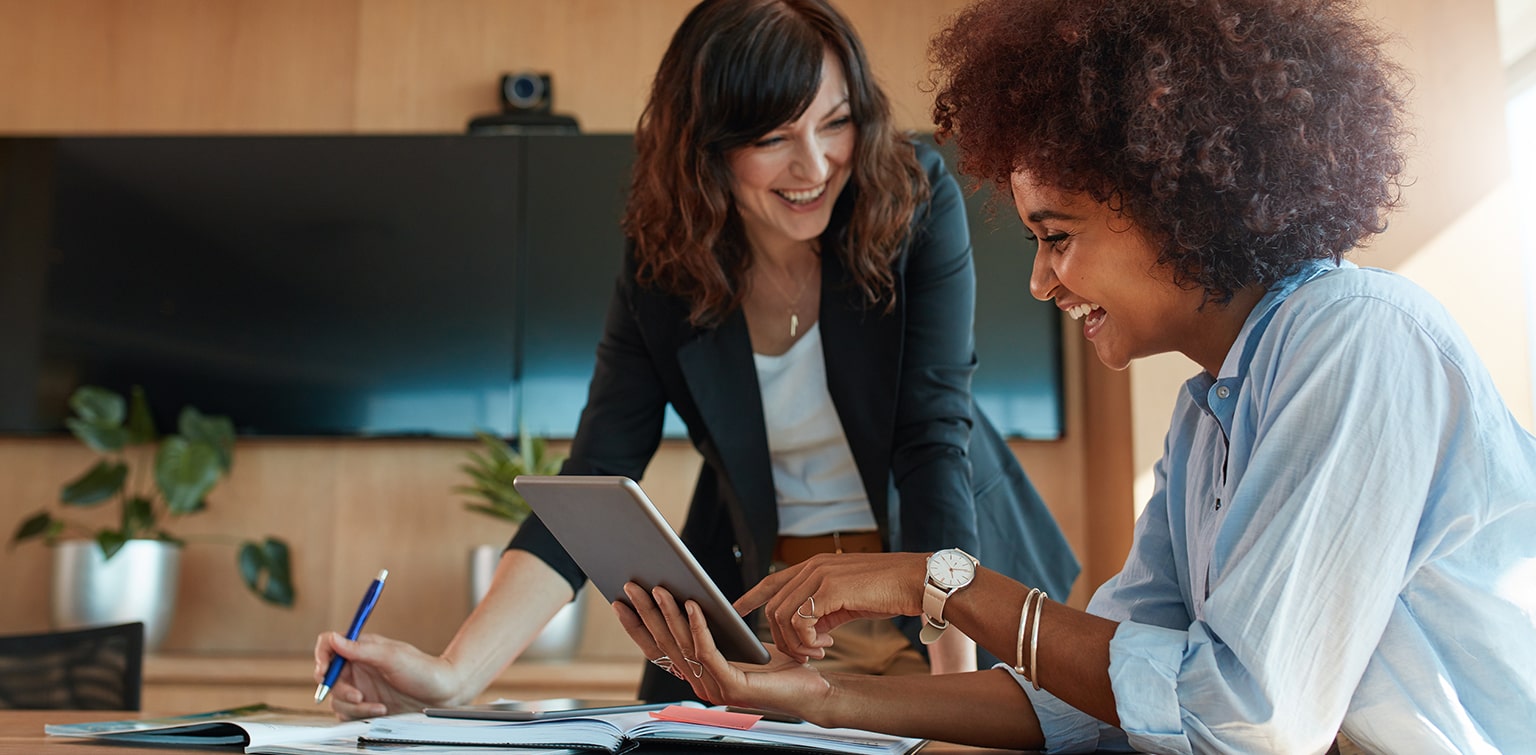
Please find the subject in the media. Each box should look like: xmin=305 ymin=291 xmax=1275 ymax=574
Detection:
xmin=1 ymin=136 xmax=521 ymax=436
xmin=0 ymin=134 xmax=1058 ymax=440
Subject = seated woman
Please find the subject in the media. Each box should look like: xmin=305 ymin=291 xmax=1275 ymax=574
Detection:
xmin=613 ymin=0 xmax=1536 ymax=752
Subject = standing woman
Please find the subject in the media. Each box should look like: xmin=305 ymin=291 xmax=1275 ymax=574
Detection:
xmin=615 ymin=0 xmax=1536 ymax=752
xmin=315 ymin=0 xmax=1076 ymax=715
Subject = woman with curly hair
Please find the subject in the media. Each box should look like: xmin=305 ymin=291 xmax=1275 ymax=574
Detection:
xmin=615 ymin=0 xmax=1536 ymax=751
xmin=314 ymin=0 xmax=1077 ymax=717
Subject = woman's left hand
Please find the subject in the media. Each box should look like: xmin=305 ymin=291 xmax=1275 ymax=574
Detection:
xmin=614 ymin=582 xmax=829 ymax=716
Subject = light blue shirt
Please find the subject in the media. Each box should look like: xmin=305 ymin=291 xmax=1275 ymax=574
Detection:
xmin=1016 ymin=261 xmax=1536 ymax=753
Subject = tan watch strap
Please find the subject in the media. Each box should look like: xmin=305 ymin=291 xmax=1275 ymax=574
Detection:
xmin=920 ymin=581 xmax=951 ymax=644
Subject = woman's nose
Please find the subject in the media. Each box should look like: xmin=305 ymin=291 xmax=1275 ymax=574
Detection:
xmin=1028 ymin=241 xmax=1057 ymax=302
xmin=789 ymin=136 xmax=831 ymax=183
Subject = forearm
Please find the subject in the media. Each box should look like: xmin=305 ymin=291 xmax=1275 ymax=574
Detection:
xmin=817 ymin=668 xmax=1043 ymax=749
xmin=439 ymin=548 xmax=575 ymax=702
xmin=944 ymin=569 xmax=1119 ymax=725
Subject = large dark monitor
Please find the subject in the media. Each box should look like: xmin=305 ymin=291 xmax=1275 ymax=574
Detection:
xmin=2 ymin=136 xmax=524 ymax=436
xmin=0 ymin=134 xmax=1059 ymax=440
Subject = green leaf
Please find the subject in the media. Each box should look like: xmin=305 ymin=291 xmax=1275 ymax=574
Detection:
xmin=66 ymin=387 xmax=129 ymax=453
xmin=178 ymin=407 xmax=235 ymax=473
xmin=69 ymin=386 xmax=125 ymax=425
xmin=61 ymin=461 xmax=128 ymax=505
xmin=125 ymin=385 xmax=159 ymax=445
xmin=525 ymin=436 xmax=563 ymax=474
xmin=11 ymin=512 xmax=54 ymax=545
xmin=238 ymin=538 xmax=295 ymax=607
xmin=96 ymin=530 xmax=129 ymax=560
xmin=452 ymin=429 xmax=566 ymax=525
xmin=121 ymin=496 xmax=156 ymax=537
xmin=65 ymin=417 xmax=129 ymax=454
xmin=155 ymin=437 xmax=222 ymax=515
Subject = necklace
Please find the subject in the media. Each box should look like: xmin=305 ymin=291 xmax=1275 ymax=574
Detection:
xmin=762 ymin=259 xmax=816 ymax=338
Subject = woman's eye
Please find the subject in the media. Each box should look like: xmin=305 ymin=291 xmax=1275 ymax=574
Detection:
xmin=1043 ymin=232 xmax=1070 ymax=247
xmin=753 ymin=136 xmax=786 ymax=148
xmin=825 ymin=116 xmax=853 ymax=130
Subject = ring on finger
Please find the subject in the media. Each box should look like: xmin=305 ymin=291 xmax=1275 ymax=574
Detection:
xmin=649 ymin=655 xmax=674 ymax=673
xmin=683 ymin=656 xmax=704 ymax=679
xmin=795 ymin=596 xmax=817 ymax=621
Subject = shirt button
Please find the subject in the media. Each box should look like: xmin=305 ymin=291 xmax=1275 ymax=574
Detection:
xmin=1215 ymin=386 xmax=1231 ymax=400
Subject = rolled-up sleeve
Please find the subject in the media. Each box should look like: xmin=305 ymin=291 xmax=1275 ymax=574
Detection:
xmin=997 ymin=665 xmax=1133 ymax=753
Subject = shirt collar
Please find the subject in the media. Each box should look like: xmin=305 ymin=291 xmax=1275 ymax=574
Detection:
xmin=1215 ymin=258 xmax=1351 ymax=380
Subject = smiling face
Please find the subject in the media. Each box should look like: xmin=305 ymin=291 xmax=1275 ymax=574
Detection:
xmin=1014 ymin=172 xmax=1241 ymax=373
xmin=726 ymin=48 xmax=856 ymax=257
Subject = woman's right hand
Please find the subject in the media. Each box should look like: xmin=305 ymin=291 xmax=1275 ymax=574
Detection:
xmin=313 ymin=631 xmax=465 ymax=720
xmin=615 ymin=583 xmax=832 ymax=717
xmin=312 ymin=549 xmax=577 ymax=720
xmin=734 ymin=552 xmax=929 ymax=662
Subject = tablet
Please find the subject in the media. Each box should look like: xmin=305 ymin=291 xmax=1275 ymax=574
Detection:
xmin=513 ymin=475 xmax=772 ymax=664
xmin=424 ymin=698 xmax=669 ymax=721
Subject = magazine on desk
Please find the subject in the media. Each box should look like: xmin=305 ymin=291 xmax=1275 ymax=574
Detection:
xmin=43 ymin=703 xmax=373 ymax=749
xmin=359 ymin=709 xmax=925 ymax=755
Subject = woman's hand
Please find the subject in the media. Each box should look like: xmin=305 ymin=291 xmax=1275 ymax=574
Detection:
xmin=734 ymin=552 xmax=929 ymax=662
xmin=313 ymin=631 xmax=465 ymax=720
xmin=614 ymin=583 xmax=830 ymax=717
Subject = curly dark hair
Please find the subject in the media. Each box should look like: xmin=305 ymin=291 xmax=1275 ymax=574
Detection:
xmin=929 ymin=0 xmax=1409 ymax=303
xmin=625 ymin=0 xmax=927 ymax=327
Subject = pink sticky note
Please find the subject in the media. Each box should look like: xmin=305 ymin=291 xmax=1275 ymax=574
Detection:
xmin=649 ymin=705 xmax=762 ymax=730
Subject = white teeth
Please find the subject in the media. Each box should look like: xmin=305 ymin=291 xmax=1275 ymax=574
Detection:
xmin=776 ymin=185 xmax=826 ymax=204
xmin=1067 ymin=303 xmax=1100 ymax=320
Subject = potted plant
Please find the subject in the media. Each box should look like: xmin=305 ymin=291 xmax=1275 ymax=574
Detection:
xmin=10 ymin=385 xmax=294 ymax=649
xmin=456 ymin=429 xmax=584 ymax=660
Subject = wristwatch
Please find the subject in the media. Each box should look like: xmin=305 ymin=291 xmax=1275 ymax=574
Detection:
xmin=920 ymin=547 xmax=979 ymax=644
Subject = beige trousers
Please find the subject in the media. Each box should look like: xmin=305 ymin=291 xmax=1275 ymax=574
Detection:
xmin=759 ymin=618 xmax=928 ymax=676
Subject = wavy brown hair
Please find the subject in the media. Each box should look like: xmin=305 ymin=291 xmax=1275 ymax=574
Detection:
xmin=930 ymin=0 xmax=1408 ymax=303
xmin=625 ymin=0 xmax=927 ymax=327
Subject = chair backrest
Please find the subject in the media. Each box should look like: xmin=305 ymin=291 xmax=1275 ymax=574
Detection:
xmin=0 ymin=622 xmax=144 ymax=710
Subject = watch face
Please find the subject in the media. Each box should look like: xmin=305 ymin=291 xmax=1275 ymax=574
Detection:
xmin=927 ymin=549 xmax=975 ymax=589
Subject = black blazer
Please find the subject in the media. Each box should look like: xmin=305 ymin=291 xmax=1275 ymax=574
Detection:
xmin=510 ymin=143 xmax=1078 ymax=698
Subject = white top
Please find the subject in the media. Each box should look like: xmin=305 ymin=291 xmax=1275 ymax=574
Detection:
xmin=752 ymin=322 xmax=878 ymax=536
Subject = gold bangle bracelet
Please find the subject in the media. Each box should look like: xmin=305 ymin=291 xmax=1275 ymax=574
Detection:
xmin=1013 ymin=588 xmax=1040 ymax=675
xmin=1029 ymin=591 xmax=1048 ymax=690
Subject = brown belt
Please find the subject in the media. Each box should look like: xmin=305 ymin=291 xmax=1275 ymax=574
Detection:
xmin=772 ymin=531 xmax=883 ymax=567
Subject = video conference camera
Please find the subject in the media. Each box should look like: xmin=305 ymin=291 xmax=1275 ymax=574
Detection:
xmin=468 ymin=70 xmax=580 ymax=135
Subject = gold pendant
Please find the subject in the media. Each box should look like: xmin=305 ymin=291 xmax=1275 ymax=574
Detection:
xmin=790 ymin=313 xmax=799 ymax=338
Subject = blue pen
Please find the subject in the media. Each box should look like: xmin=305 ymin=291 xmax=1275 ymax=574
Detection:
xmin=315 ymin=568 xmax=388 ymax=703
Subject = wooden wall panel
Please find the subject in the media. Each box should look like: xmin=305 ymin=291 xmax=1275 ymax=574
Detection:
xmin=0 ymin=0 xmax=361 ymax=134
xmin=1361 ymin=0 xmax=1509 ymax=271
xmin=0 ymin=0 xmax=973 ymax=135
xmin=353 ymin=0 xmax=696 ymax=133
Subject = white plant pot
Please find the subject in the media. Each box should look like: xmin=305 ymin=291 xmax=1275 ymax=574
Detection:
xmin=470 ymin=543 xmax=586 ymax=661
xmin=52 ymin=539 xmax=180 ymax=651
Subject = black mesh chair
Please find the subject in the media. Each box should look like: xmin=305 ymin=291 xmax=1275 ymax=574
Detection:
xmin=0 ymin=622 xmax=144 ymax=710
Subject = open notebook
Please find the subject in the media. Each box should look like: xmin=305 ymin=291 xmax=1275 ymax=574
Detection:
xmin=358 ymin=708 xmax=925 ymax=755
xmin=43 ymin=704 xmax=372 ymax=750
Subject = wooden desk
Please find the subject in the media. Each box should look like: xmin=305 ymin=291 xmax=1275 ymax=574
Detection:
xmin=144 ymin=653 xmax=643 ymax=711
xmin=0 ymin=710 xmax=1025 ymax=754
